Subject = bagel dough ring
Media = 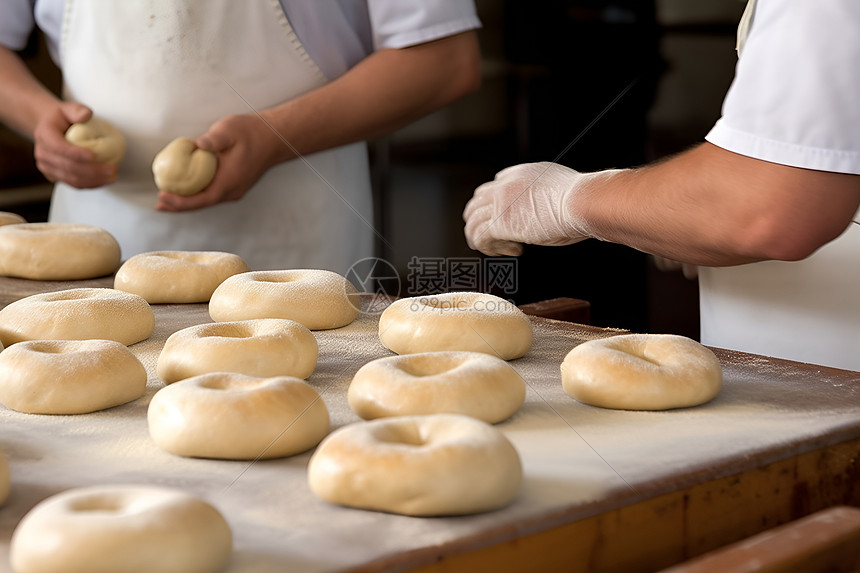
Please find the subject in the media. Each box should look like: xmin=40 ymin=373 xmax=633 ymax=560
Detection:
xmin=64 ymin=116 xmax=126 ymax=164
xmin=0 ymin=288 xmax=155 ymax=347
xmin=349 ymin=351 xmax=525 ymax=423
xmin=148 ymin=372 xmax=329 ymax=460
xmin=115 ymin=250 xmax=250 ymax=303
xmin=157 ymin=318 xmax=318 ymax=384
xmin=10 ymin=485 xmax=232 ymax=573
xmin=0 ymin=451 xmax=9 ymax=507
xmin=0 ymin=211 xmax=26 ymax=226
xmin=308 ymin=414 xmax=522 ymax=516
xmin=0 ymin=223 xmax=120 ymax=280
xmin=152 ymin=137 xmax=217 ymax=196
xmin=561 ymin=333 xmax=722 ymax=411
xmin=209 ymin=269 xmax=360 ymax=330
xmin=378 ymin=292 xmax=532 ymax=360
xmin=0 ymin=340 xmax=146 ymax=414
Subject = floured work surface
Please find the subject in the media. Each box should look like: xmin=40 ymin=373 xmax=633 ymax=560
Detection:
xmin=0 ymin=277 xmax=858 ymax=572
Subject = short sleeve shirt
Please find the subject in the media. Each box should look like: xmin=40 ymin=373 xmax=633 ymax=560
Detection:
xmin=0 ymin=0 xmax=481 ymax=80
xmin=705 ymin=1 xmax=860 ymax=175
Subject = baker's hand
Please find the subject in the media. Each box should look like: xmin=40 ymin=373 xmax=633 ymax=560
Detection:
xmin=33 ymin=102 xmax=117 ymax=189
xmin=463 ymin=162 xmax=600 ymax=256
xmin=155 ymin=113 xmax=281 ymax=212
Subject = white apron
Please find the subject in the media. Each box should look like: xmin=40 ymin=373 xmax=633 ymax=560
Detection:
xmin=699 ymin=222 xmax=860 ymax=371
xmin=52 ymin=0 xmax=374 ymax=273
xmin=700 ymin=0 xmax=860 ymax=372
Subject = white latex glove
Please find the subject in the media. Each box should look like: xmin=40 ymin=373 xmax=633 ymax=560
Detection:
xmin=463 ymin=162 xmax=599 ymax=256
xmin=463 ymin=162 xmax=602 ymax=256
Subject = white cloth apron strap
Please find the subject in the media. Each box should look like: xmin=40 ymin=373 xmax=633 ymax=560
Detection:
xmin=52 ymin=0 xmax=374 ymax=273
xmin=736 ymin=0 xmax=758 ymax=57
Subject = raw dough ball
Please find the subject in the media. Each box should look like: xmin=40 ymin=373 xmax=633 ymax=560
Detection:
xmin=0 ymin=288 xmax=155 ymax=347
xmin=10 ymin=485 xmax=232 ymax=573
xmin=561 ymin=333 xmax=723 ymax=410
xmin=209 ymin=269 xmax=360 ymax=330
xmin=152 ymin=137 xmax=217 ymax=196
xmin=349 ymin=351 xmax=525 ymax=423
xmin=0 ymin=451 xmax=9 ymax=507
xmin=0 ymin=211 xmax=26 ymax=226
xmin=379 ymin=292 xmax=532 ymax=360
xmin=0 ymin=340 xmax=146 ymax=414
xmin=114 ymin=250 xmax=250 ymax=303
xmin=308 ymin=414 xmax=522 ymax=516
xmin=148 ymin=372 xmax=329 ymax=460
xmin=64 ymin=116 xmax=126 ymax=165
xmin=157 ymin=318 xmax=318 ymax=384
xmin=0 ymin=223 xmax=120 ymax=280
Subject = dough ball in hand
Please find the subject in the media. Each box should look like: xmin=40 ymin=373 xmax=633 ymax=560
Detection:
xmin=64 ymin=116 xmax=126 ymax=165
xmin=152 ymin=137 xmax=217 ymax=196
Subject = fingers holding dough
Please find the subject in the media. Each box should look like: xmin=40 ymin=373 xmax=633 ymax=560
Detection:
xmin=152 ymin=137 xmax=217 ymax=196
xmin=64 ymin=116 xmax=126 ymax=165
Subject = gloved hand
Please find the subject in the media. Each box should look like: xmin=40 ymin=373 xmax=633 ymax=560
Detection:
xmin=463 ymin=162 xmax=606 ymax=256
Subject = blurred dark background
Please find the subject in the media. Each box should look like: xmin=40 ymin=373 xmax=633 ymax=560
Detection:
xmin=0 ymin=0 xmax=745 ymax=338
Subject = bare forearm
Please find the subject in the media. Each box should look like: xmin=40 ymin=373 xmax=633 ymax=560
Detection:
xmin=259 ymin=31 xmax=480 ymax=164
xmin=579 ymin=143 xmax=860 ymax=266
xmin=0 ymin=45 xmax=60 ymax=137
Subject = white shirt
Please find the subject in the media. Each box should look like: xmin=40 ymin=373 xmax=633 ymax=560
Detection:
xmin=701 ymin=0 xmax=860 ymax=371
xmin=707 ymin=1 xmax=860 ymax=175
xmin=0 ymin=0 xmax=481 ymax=79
